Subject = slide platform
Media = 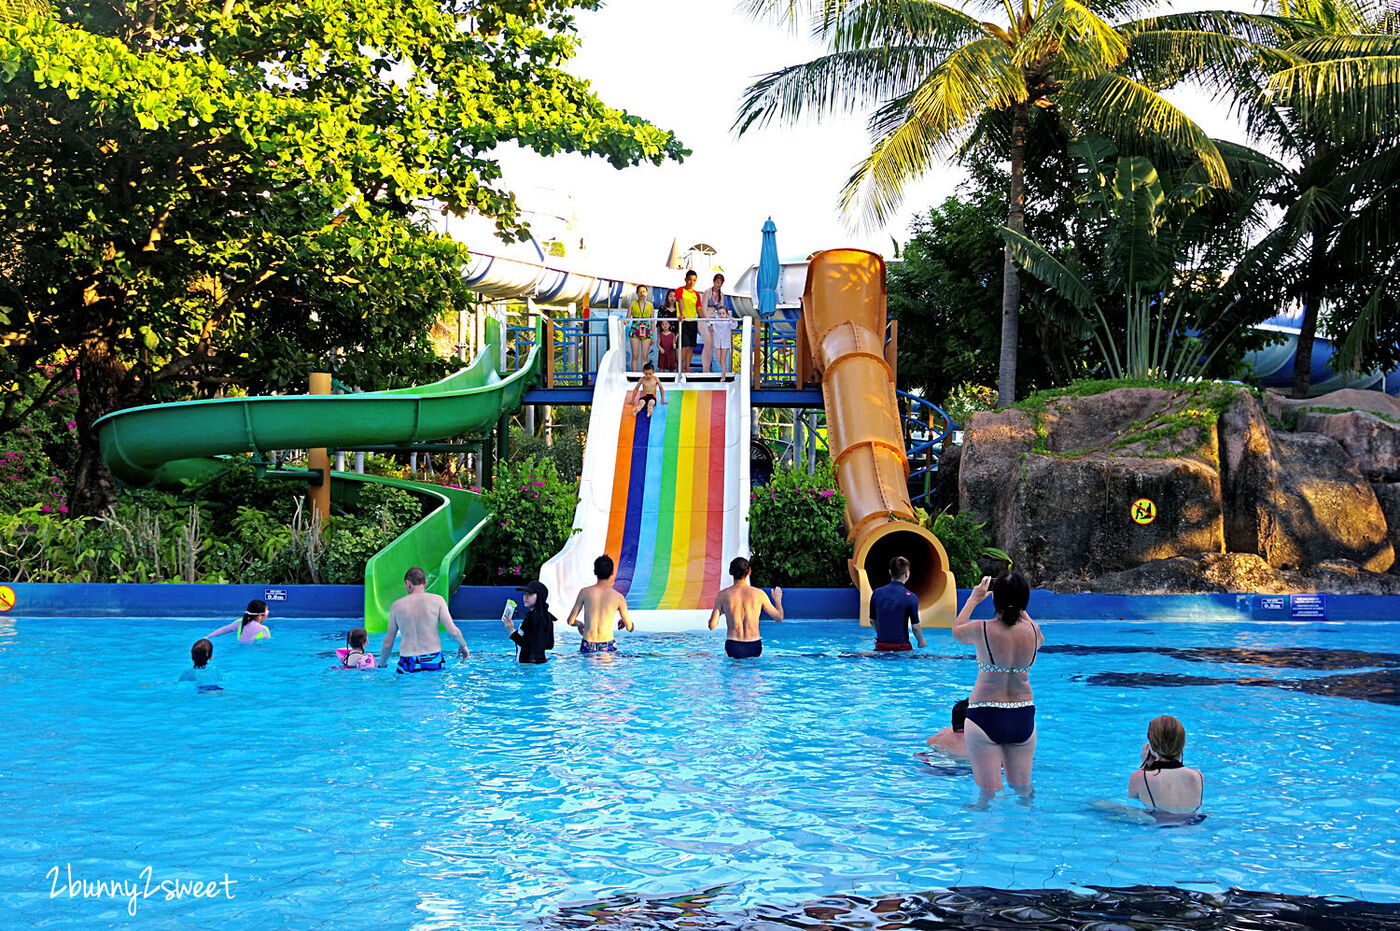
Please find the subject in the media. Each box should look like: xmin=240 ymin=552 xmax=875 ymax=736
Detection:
xmin=541 ymin=317 xmax=752 ymax=630
xmin=95 ymin=319 xmax=542 ymax=631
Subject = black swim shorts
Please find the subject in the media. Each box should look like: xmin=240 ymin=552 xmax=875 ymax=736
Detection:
xmin=680 ymin=319 xmax=699 ymax=348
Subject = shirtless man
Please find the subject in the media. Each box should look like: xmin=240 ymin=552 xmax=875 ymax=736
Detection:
xmin=377 ymin=566 xmax=470 ymax=673
xmin=707 ymin=556 xmax=783 ymax=658
xmin=564 ymin=554 xmax=634 ymax=654
xmin=925 ymin=699 xmax=971 ymax=760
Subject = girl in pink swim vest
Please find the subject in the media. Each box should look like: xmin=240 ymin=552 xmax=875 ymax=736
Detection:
xmin=336 ymin=627 xmax=378 ymax=669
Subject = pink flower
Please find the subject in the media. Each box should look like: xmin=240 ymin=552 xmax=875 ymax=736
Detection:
xmin=57 ymin=506 xmax=68 ymax=514
xmin=40 ymin=505 xmax=51 ymax=513
xmin=66 ymin=421 xmax=76 ymax=430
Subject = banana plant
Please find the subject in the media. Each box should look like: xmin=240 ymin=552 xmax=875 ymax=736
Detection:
xmin=1001 ymin=139 xmax=1242 ymax=381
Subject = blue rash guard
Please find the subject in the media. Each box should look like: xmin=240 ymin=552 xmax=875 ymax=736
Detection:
xmin=869 ymin=580 xmax=920 ymax=646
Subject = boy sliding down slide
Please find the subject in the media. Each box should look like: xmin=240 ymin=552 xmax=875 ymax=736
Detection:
xmin=627 ymin=363 xmax=666 ymax=418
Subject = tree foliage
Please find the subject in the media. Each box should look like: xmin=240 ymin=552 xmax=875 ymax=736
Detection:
xmin=0 ymin=1 xmax=685 ymax=512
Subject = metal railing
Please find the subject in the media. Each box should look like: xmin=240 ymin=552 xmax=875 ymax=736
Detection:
xmin=897 ymin=389 xmax=956 ymax=506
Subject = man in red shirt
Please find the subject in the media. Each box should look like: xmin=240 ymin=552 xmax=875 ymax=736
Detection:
xmin=673 ymin=270 xmax=702 ymax=377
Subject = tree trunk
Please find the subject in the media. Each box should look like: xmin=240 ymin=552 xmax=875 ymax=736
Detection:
xmin=1290 ymin=233 xmax=1326 ymax=399
xmin=70 ymin=338 xmax=127 ymax=516
xmin=997 ymin=102 xmax=1028 ymax=407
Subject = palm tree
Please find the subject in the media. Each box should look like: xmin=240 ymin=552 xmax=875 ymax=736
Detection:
xmin=736 ymin=0 xmax=1285 ymax=404
xmin=1230 ymin=0 xmax=1400 ymax=396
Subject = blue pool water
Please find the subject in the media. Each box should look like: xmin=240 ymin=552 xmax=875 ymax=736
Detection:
xmin=3 ymin=616 xmax=1400 ymax=928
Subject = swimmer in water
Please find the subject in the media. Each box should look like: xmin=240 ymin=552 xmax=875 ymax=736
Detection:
xmin=707 ymin=556 xmax=782 ymax=658
xmin=1129 ymin=715 xmax=1204 ymax=825
xmin=336 ymin=627 xmax=377 ymax=669
xmin=206 ymin=599 xmax=271 ymax=643
xmin=378 ymin=566 xmax=470 ymax=673
xmin=565 ymin=555 xmax=633 ymax=654
xmin=179 ymin=638 xmax=223 ymax=692
xmin=925 ymin=699 xmax=971 ymax=760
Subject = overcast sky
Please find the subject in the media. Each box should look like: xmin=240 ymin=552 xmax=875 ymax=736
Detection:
xmin=491 ymin=0 xmax=1261 ymax=274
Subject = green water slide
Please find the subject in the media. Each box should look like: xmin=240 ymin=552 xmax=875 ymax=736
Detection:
xmin=96 ymin=318 xmax=542 ymax=631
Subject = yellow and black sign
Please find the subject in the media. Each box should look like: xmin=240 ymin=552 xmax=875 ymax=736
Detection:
xmin=0 ymin=585 xmax=14 ymax=613
xmin=1130 ymin=498 xmax=1157 ymax=525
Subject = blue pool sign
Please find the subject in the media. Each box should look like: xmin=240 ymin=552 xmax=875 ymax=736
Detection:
xmin=1290 ymin=594 xmax=1327 ymax=619
xmin=264 ymin=589 xmax=288 ymax=602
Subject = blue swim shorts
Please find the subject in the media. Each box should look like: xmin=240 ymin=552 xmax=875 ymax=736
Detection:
xmin=397 ymin=651 xmax=445 ymax=674
xmin=580 ymin=640 xmax=618 ymax=655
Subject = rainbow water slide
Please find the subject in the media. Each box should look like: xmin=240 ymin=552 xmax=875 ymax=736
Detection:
xmin=803 ymin=249 xmax=957 ymax=628
xmin=540 ymin=317 xmax=752 ymax=629
xmin=96 ymin=319 xmax=543 ymax=632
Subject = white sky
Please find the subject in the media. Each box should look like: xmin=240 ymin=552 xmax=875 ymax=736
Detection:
xmin=493 ymin=0 xmax=1261 ymax=275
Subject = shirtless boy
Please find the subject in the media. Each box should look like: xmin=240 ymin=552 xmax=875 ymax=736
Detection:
xmin=377 ymin=566 xmax=470 ymax=673
xmin=627 ymin=362 xmax=666 ymax=418
xmin=707 ymin=556 xmax=783 ymax=658
xmin=564 ymin=554 xmax=634 ymax=654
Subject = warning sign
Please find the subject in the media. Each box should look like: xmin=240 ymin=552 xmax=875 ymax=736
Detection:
xmin=1130 ymin=498 xmax=1157 ymax=525
xmin=0 ymin=585 xmax=14 ymax=613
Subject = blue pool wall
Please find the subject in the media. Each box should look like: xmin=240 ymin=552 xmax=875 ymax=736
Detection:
xmin=3 ymin=583 xmax=1395 ymax=622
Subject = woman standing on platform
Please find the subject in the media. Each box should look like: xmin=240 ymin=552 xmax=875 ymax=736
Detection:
xmin=704 ymin=273 xmax=736 ymax=378
xmin=627 ymin=285 xmax=654 ymax=371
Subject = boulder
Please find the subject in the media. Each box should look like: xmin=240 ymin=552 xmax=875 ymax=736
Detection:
xmin=1374 ymin=483 xmax=1400 ymax=573
xmin=1054 ymin=553 xmax=1400 ymax=595
xmin=1220 ymin=394 xmax=1394 ymax=573
xmin=1294 ymin=409 xmax=1400 ymax=481
xmin=1264 ymin=387 xmax=1400 ymax=423
xmin=960 ymin=389 xmax=1223 ymax=586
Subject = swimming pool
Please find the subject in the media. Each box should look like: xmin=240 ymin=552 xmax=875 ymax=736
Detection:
xmin=4 ymin=616 xmax=1399 ymax=928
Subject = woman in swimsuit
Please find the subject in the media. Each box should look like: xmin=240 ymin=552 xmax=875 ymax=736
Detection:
xmin=1129 ymin=715 xmax=1204 ymax=824
xmin=627 ymin=285 xmax=654 ymax=372
xmin=951 ymin=573 xmax=1042 ymax=805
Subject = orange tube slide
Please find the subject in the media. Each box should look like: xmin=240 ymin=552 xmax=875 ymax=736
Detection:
xmin=803 ymin=249 xmax=957 ymax=627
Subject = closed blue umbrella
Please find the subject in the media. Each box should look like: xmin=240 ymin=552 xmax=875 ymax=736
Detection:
xmin=758 ymin=217 xmax=779 ymax=319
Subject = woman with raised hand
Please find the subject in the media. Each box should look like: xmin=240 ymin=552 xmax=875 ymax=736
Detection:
xmin=951 ymin=573 xmax=1042 ymax=806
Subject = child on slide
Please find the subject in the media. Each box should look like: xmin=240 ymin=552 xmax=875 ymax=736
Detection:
xmin=627 ymin=362 xmax=666 ymax=418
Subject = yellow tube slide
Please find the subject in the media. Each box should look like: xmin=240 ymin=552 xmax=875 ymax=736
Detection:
xmin=803 ymin=249 xmax=957 ymax=628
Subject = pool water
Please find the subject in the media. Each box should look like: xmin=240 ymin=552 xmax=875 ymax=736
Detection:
xmin=3 ymin=616 xmax=1400 ymax=928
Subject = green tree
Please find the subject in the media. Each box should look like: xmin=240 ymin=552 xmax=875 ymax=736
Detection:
xmin=0 ymin=1 xmax=685 ymax=513
xmin=737 ymin=0 xmax=1281 ymax=404
xmin=1227 ymin=0 xmax=1400 ymax=395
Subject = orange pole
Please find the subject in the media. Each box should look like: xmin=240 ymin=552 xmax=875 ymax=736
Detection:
xmin=308 ymin=372 xmax=332 ymax=525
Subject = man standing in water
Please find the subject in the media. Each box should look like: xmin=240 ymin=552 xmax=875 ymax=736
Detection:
xmin=378 ymin=566 xmax=471 ymax=673
xmin=707 ymin=556 xmax=783 ymax=658
xmin=870 ymin=555 xmax=926 ymax=651
xmin=565 ymin=555 xmax=634 ymax=654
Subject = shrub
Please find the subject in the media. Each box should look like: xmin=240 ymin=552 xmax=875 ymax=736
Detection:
xmin=941 ymin=383 xmax=997 ymax=431
xmin=748 ymin=462 xmax=852 ymax=588
xmin=928 ymin=509 xmax=1010 ymax=588
xmin=472 ymin=456 xmax=578 ymax=583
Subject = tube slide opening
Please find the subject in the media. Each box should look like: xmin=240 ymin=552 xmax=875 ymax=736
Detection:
xmin=858 ymin=525 xmax=951 ymax=610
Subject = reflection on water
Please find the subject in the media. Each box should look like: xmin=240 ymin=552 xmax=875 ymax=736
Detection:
xmin=1043 ymin=644 xmax=1400 ymax=670
xmin=542 ymin=884 xmax=1400 ymax=930
xmin=1086 ymin=669 xmax=1400 ymax=705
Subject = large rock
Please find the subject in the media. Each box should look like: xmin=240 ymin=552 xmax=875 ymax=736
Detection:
xmin=1221 ymin=391 xmax=1393 ymax=572
xmin=1294 ymin=409 xmax=1400 ymax=481
xmin=1054 ymin=553 xmax=1400 ymax=595
xmin=1375 ymin=483 xmax=1400 ymax=573
xmin=960 ymin=390 xmax=1224 ymax=586
xmin=961 ymin=386 xmax=1395 ymax=589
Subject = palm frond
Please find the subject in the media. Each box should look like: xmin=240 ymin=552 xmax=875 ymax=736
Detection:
xmin=1001 ymin=227 xmax=1099 ymax=310
xmin=1060 ymin=72 xmax=1231 ymax=188
xmin=1287 ymin=33 xmax=1400 ymax=61
xmin=837 ymin=36 xmax=1022 ymax=227
xmin=825 ymin=0 xmax=994 ymax=52
xmin=735 ymin=46 xmax=951 ymax=133
xmin=1268 ymin=54 xmax=1400 ymax=138
xmin=1015 ymin=0 xmax=1128 ymax=77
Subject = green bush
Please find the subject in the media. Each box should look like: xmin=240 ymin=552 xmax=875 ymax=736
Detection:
xmin=928 ymin=509 xmax=1010 ymax=588
xmin=472 ymin=456 xmax=578 ymax=583
xmin=941 ymin=383 xmax=997 ymax=430
xmin=0 ymin=377 xmax=78 ymax=517
xmin=748 ymin=462 xmax=852 ymax=587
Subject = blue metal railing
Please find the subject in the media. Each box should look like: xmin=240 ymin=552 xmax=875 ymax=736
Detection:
xmin=897 ymin=389 xmax=955 ymax=506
